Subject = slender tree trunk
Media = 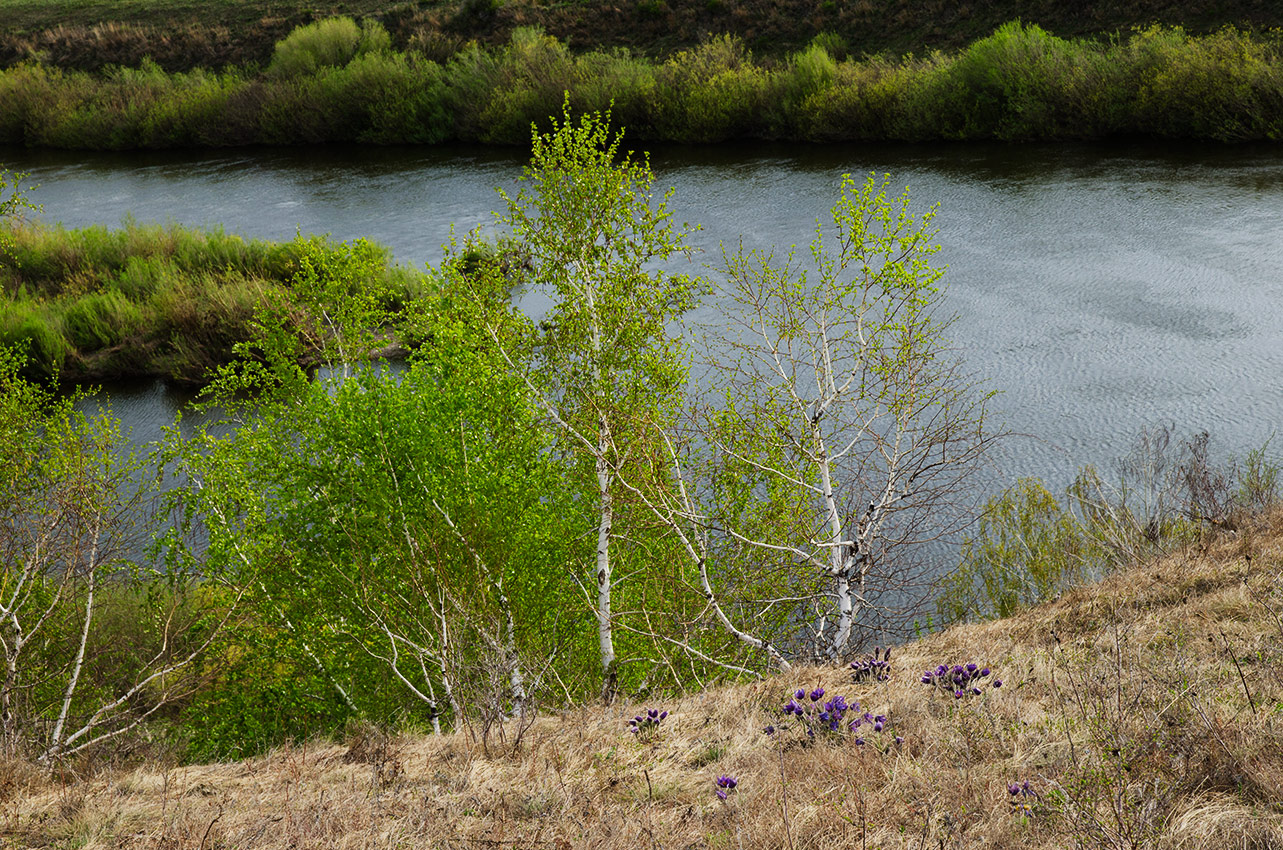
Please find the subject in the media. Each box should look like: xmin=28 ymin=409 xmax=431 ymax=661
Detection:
xmin=595 ymin=419 xmax=617 ymax=704
xmin=49 ymin=510 xmax=102 ymax=759
xmin=817 ymin=431 xmax=856 ymax=659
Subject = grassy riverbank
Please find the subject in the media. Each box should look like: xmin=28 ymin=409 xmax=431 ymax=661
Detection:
xmin=4 ymin=513 xmax=1282 ymax=848
xmin=1 ymin=21 xmax=1281 ymax=147
xmin=0 ymin=221 xmax=433 ymax=383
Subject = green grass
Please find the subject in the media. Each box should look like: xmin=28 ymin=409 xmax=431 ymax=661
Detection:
xmin=0 ymin=220 xmax=437 ymax=383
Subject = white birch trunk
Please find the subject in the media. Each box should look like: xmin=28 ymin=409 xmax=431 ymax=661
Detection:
xmin=595 ymin=420 xmax=617 ymax=703
xmin=49 ymin=513 xmax=101 ymax=758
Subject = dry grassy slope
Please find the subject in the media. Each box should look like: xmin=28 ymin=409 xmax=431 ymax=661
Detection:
xmin=3 ymin=0 xmax=1283 ymax=71
xmin=4 ymin=516 xmax=1283 ymax=849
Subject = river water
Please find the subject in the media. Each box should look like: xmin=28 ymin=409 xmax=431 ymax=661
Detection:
xmin=5 ymin=140 xmax=1282 ymax=489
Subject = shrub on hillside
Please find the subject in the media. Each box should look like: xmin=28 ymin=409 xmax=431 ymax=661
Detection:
xmin=268 ymin=17 xmax=390 ymax=78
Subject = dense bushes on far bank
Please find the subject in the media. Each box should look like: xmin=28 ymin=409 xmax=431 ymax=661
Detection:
xmin=1 ymin=21 xmax=1281 ymax=147
xmin=0 ymin=221 xmax=435 ymax=382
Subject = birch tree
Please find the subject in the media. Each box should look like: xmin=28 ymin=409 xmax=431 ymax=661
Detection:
xmin=495 ymin=104 xmax=698 ymax=703
xmin=0 ymin=345 xmax=221 ymax=762
xmin=186 ymin=244 xmax=583 ymax=735
xmin=690 ymin=174 xmax=994 ymax=660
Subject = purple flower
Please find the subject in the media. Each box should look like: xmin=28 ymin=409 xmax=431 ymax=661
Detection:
xmin=764 ymin=725 xmax=775 ymax=736
xmin=894 ymin=736 xmax=904 ymax=745
xmin=810 ymin=687 xmax=825 ymax=702
xmin=795 ymin=689 xmax=806 ymax=700
xmin=993 ymin=679 xmax=1003 ymax=688
xmin=980 ymin=668 xmax=990 ymax=677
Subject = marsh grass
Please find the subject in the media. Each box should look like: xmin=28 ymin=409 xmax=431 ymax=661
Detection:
xmin=0 ymin=221 xmax=434 ymax=382
xmin=6 ymin=512 xmax=1283 ymax=848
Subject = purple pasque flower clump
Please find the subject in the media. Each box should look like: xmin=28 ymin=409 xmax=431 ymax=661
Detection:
xmin=772 ymin=687 xmax=901 ymax=748
xmin=1007 ymin=779 xmax=1038 ymax=817
xmin=627 ymin=707 xmax=668 ymax=739
xmin=715 ymin=775 xmax=738 ymax=801
xmin=920 ymin=662 xmax=999 ymax=698
xmin=850 ymin=645 xmax=892 ymax=684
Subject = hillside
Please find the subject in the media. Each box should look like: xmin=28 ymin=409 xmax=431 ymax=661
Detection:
xmin=3 ymin=0 xmax=1283 ymax=71
xmin=4 ymin=514 xmax=1281 ymax=849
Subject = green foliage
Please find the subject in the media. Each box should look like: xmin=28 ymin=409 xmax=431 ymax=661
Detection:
xmin=495 ymin=101 xmax=706 ymax=699
xmin=939 ymin=479 xmax=1095 ymax=622
xmin=0 ymin=222 xmax=433 ymax=382
xmin=653 ymin=35 xmax=772 ymax=141
xmin=940 ymin=429 xmax=1283 ymax=624
xmin=267 ymin=16 xmax=386 ymax=78
xmin=1 ymin=24 xmax=1281 ymax=147
xmin=0 ymin=345 xmax=216 ymax=760
xmin=705 ymin=173 xmax=992 ymax=656
xmin=181 ymin=229 xmax=594 ymax=750
xmin=0 ymin=170 xmax=40 ymax=260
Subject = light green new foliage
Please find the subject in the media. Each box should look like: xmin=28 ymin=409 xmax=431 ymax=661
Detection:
xmin=938 ymin=479 xmax=1094 ymax=622
xmin=184 ymin=235 xmax=586 ymax=745
xmin=0 ymin=170 xmax=40 ymax=260
xmin=497 ymin=101 xmax=701 ymax=701
xmin=704 ymin=173 xmax=992 ymax=657
xmin=1 ymin=345 xmax=214 ymax=761
xmin=268 ymin=16 xmax=389 ymax=78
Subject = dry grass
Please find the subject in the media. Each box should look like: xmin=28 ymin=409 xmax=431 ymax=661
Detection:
xmin=5 ymin=516 xmax=1283 ymax=849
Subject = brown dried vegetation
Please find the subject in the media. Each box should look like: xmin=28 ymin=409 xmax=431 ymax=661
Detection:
xmin=4 ymin=0 xmax=1283 ymax=73
xmin=4 ymin=514 xmax=1283 ymax=848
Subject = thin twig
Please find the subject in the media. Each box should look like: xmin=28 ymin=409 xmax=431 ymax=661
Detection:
xmin=1220 ymin=631 xmax=1257 ymax=715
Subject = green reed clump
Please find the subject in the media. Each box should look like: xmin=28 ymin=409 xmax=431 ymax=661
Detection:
xmin=0 ymin=20 xmax=1280 ymax=147
xmin=0 ymin=222 xmax=435 ymax=382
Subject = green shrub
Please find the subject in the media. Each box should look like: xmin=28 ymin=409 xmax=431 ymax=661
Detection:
xmin=268 ymin=17 xmax=365 ymax=78
xmin=478 ymin=28 xmax=577 ymax=143
xmin=938 ymin=479 xmax=1095 ymax=623
xmin=1130 ymin=26 xmax=1283 ymax=140
xmin=653 ymin=35 xmax=772 ymax=141
xmin=572 ymin=49 xmax=657 ymax=130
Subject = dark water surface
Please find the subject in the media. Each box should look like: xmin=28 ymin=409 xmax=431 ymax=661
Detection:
xmin=5 ymin=140 xmax=1282 ymax=488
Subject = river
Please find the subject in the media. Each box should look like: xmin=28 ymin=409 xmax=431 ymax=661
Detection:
xmin=4 ymin=140 xmax=1282 ymax=490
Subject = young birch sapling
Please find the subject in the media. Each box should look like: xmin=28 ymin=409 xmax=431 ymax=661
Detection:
xmin=693 ymin=173 xmax=993 ymax=660
xmin=491 ymin=102 xmax=699 ymax=703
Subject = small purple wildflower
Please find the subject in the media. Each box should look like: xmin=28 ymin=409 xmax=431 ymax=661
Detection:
xmin=921 ymin=661 xmax=1001 ymax=699
xmin=1007 ymin=779 xmax=1038 ymax=817
xmin=715 ymin=775 xmax=738 ymax=801
xmin=627 ymin=707 xmax=668 ymax=739
xmin=850 ymin=645 xmax=893 ymax=683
